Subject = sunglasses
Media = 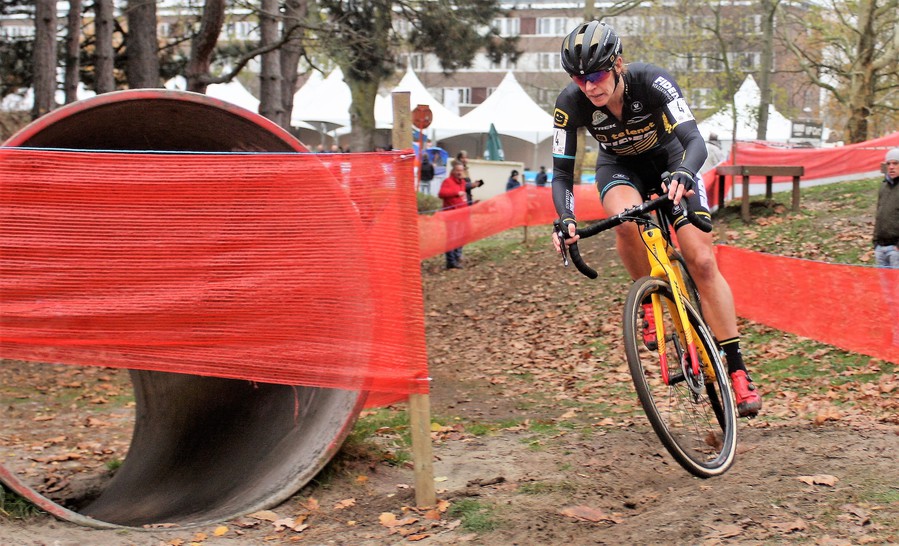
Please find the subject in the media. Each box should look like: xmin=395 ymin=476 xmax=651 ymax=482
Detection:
xmin=573 ymin=68 xmax=614 ymax=85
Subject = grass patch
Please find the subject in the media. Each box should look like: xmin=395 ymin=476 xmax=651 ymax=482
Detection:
xmin=0 ymin=485 xmax=42 ymax=520
xmin=341 ymin=408 xmax=412 ymax=467
xmin=448 ymin=499 xmax=500 ymax=532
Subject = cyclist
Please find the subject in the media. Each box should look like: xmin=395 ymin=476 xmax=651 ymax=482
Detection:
xmin=550 ymin=21 xmax=762 ymax=417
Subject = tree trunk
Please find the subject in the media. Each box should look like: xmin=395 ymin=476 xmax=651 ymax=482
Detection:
xmin=125 ymin=0 xmax=159 ymax=89
xmin=64 ymin=0 xmax=82 ymax=104
xmin=845 ymin=0 xmax=877 ymax=143
xmin=259 ymin=0 xmax=284 ymax=124
xmin=279 ymin=0 xmax=308 ymax=131
xmin=32 ymin=0 xmax=57 ymax=120
xmin=756 ymin=0 xmax=777 ymax=140
xmin=186 ymin=0 xmax=225 ymax=93
xmin=94 ymin=0 xmax=115 ymax=94
xmin=348 ymin=78 xmax=379 ymax=152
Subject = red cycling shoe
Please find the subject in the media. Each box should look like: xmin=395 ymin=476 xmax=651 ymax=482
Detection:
xmin=730 ymin=370 xmax=762 ymax=418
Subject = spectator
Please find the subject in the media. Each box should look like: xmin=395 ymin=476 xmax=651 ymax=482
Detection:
xmin=535 ymin=165 xmax=549 ymax=187
xmin=451 ymin=155 xmax=483 ymax=205
xmin=874 ymin=148 xmax=899 ymax=268
xmin=438 ymin=162 xmax=476 ymax=269
xmin=455 ymin=150 xmax=477 ymax=205
xmin=419 ymin=151 xmax=435 ymax=192
xmin=506 ymin=169 xmax=521 ymax=191
xmin=700 ymin=132 xmax=726 ymax=175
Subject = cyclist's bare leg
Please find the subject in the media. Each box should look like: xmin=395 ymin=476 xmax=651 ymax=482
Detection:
xmin=601 ymin=184 xmax=650 ymax=280
xmin=673 ymin=224 xmax=738 ymax=341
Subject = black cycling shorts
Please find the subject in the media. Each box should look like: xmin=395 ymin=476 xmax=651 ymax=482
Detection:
xmin=595 ymin=153 xmax=711 ymax=230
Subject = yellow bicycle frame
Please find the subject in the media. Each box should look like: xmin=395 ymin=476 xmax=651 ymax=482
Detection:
xmin=641 ymin=226 xmax=716 ymax=383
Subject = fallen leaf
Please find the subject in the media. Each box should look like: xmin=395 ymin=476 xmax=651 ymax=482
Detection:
xmin=248 ymin=510 xmax=280 ymax=522
xmin=333 ymin=498 xmax=356 ymax=510
xmin=272 ymin=517 xmax=309 ymax=533
xmin=798 ymin=474 xmax=839 ymax=486
xmin=191 ymin=532 xmax=207 ymax=542
xmin=212 ymin=526 xmax=228 ymax=536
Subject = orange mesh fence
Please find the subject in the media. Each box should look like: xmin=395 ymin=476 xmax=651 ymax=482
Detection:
xmin=717 ymin=246 xmax=899 ymax=364
xmin=701 ymin=131 xmax=899 ymax=207
xmin=0 ymin=148 xmax=427 ymax=406
xmin=418 ymin=184 xmax=604 ymax=260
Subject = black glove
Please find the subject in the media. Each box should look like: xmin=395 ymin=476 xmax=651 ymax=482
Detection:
xmin=670 ymin=170 xmax=695 ymax=192
xmin=554 ymin=216 xmax=577 ymax=238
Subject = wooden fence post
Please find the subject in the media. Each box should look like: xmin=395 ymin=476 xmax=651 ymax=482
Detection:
xmin=392 ymin=91 xmax=436 ymax=508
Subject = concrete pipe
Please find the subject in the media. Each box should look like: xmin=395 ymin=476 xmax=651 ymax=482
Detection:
xmin=1 ymin=90 xmax=367 ymax=528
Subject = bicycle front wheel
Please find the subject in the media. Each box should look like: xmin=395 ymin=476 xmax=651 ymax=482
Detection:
xmin=623 ymin=276 xmax=737 ymax=478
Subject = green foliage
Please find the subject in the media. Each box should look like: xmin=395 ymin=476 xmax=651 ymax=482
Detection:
xmin=0 ymin=37 xmax=33 ymax=97
xmin=417 ymin=191 xmax=442 ymax=214
xmin=448 ymin=498 xmax=500 ymax=532
xmin=342 ymin=407 xmax=412 ymax=467
xmin=0 ymin=484 xmax=42 ymax=520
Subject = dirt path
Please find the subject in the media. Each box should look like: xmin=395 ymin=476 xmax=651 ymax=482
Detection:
xmin=2 ymin=230 xmax=898 ymax=545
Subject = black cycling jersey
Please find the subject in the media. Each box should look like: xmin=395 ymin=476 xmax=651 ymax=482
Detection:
xmin=551 ymin=62 xmax=707 ymax=222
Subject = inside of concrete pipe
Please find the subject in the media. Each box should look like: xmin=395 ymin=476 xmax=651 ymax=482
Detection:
xmin=1 ymin=90 xmax=366 ymax=528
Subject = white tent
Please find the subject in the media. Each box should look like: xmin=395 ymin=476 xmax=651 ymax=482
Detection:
xmin=1 ymin=83 xmax=96 ymax=112
xmin=697 ymin=74 xmax=792 ymax=143
xmin=291 ymin=68 xmax=353 ymax=129
xmin=206 ymin=79 xmax=260 ymax=113
xmin=437 ymin=72 xmax=554 ymax=168
xmin=387 ymin=67 xmax=475 ymax=137
xmin=451 ymin=72 xmax=554 ymax=145
xmin=291 ymin=68 xmax=395 ymax=134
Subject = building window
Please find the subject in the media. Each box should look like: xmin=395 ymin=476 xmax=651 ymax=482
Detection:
xmin=445 ymin=87 xmax=471 ymax=106
xmin=537 ymin=17 xmax=573 ymax=36
xmin=1 ymin=25 xmax=34 ymax=38
xmin=409 ymin=53 xmax=425 ymax=71
xmin=690 ymin=88 xmax=714 ymax=110
xmin=538 ymin=52 xmax=556 ymax=71
xmin=489 ymin=56 xmax=516 ymax=71
xmin=729 ymin=51 xmax=760 ymax=70
xmin=493 ymin=17 xmax=520 ymax=37
xmin=226 ymin=20 xmax=257 ymax=40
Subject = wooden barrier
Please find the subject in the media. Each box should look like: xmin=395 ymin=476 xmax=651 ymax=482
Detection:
xmin=715 ymin=165 xmax=804 ymax=222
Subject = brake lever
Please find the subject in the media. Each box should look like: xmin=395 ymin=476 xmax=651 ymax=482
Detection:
xmin=557 ymin=227 xmax=570 ymax=267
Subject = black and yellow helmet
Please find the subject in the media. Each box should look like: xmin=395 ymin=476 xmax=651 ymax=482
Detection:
xmin=560 ymin=21 xmax=622 ymax=75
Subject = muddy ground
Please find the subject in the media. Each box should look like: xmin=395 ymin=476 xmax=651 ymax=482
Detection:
xmin=2 ymin=224 xmax=898 ymax=546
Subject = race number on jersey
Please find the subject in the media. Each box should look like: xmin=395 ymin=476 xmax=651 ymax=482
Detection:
xmin=667 ymin=97 xmax=695 ymax=124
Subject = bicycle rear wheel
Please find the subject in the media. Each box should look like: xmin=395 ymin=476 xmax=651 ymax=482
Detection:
xmin=624 ymin=276 xmax=737 ymax=478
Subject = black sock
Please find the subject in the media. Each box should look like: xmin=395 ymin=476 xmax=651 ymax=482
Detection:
xmin=719 ymin=337 xmax=747 ymax=375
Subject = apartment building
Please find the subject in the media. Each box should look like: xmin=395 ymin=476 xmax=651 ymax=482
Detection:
xmin=405 ymin=1 xmax=817 ymax=124
xmin=1 ymin=1 xmax=817 ymax=126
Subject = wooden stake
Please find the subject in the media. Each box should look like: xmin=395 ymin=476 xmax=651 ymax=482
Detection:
xmin=392 ymin=91 xmax=435 ymax=507
xmin=408 ymin=393 xmax=436 ymax=507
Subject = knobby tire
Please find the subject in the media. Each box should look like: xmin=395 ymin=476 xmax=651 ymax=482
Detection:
xmin=623 ymin=276 xmax=737 ymax=478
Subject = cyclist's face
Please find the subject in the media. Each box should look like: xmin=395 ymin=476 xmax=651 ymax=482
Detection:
xmin=572 ymin=61 xmax=619 ymax=107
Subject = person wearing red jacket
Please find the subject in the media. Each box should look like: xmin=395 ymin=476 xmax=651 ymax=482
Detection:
xmin=438 ymin=162 xmax=480 ymax=269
